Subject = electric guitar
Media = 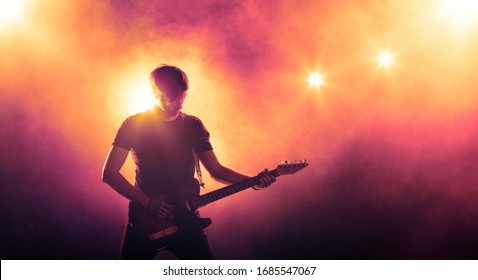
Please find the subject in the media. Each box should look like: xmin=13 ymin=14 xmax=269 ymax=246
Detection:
xmin=129 ymin=160 xmax=309 ymax=247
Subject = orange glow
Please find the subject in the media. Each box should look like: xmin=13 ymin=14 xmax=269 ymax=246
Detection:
xmin=308 ymin=72 xmax=324 ymax=87
xmin=377 ymin=51 xmax=394 ymax=67
xmin=0 ymin=0 xmax=25 ymax=25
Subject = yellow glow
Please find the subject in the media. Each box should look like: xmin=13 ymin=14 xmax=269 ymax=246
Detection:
xmin=128 ymin=83 xmax=156 ymax=113
xmin=308 ymin=72 xmax=324 ymax=87
xmin=0 ymin=0 xmax=26 ymax=26
xmin=107 ymin=65 xmax=159 ymax=119
xmin=378 ymin=51 xmax=394 ymax=67
xmin=439 ymin=0 xmax=478 ymax=28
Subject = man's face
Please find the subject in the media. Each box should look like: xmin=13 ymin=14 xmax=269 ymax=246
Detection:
xmin=158 ymin=85 xmax=187 ymax=118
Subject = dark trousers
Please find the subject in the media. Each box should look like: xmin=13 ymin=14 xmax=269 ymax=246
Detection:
xmin=119 ymin=221 xmax=214 ymax=260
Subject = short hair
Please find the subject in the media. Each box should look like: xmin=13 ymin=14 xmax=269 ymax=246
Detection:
xmin=150 ymin=64 xmax=189 ymax=100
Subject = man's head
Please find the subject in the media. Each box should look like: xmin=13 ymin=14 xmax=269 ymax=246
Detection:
xmin=150 ymin=64 xmax=189 ymax=118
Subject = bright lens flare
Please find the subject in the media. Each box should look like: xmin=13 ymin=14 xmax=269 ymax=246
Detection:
xmin=378 ymin=51 xmax=394 ymax=67
xmin=439 ymin=0 xmax=478 ymax=28
xmin=130 ymin=84 xmax=157 ymax=112
xmin=0 ymin=0 xmax=26 ymax=26
xmin=308 ymin=72 xmax=324 ymax=87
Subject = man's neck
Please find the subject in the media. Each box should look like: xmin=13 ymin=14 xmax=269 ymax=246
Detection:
xmin=163 ymin=114 xmax=180 ymax=122
xmin=154 ymin=106 xmax=180 ymax=122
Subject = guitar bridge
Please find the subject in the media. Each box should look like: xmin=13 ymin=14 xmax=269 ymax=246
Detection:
xmin=149 ymin=226 xmax=179 ymax=240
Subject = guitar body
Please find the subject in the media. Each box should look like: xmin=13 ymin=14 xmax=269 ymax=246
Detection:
xmin=129 ymin=192 xmax=212 ymax=248
xmin=127 ymin=160 xmax=308 ymax=248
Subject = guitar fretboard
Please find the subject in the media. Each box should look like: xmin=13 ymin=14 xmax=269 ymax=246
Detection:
xmin=190 ymin=169 xmax=280 ymax=209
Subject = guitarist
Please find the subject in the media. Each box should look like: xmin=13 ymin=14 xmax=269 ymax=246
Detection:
xmin=102 ymin=64 xmax=276 ymax=259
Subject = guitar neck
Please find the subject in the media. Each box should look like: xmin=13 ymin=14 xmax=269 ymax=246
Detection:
xmin=191 ymin=169 xmax=280 ymax=209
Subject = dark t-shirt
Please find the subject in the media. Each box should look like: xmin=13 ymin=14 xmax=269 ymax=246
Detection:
xmin=113 ymin=109 xmax=213 ymax=196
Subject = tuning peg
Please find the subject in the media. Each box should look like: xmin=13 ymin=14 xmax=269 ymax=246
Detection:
xmin=280 ymin=160 xmax=308 ymax=166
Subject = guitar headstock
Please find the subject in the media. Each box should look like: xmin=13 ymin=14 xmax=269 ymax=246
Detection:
xmin=277 ymin=160 xmax=309 ymax=175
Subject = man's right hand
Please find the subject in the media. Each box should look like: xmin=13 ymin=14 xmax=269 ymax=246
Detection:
xmin=147 ymin=197 xmax=173 ymax=219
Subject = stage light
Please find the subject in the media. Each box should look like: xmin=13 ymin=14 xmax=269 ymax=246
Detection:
xmin=378 ymin=51 xmax=394 ymax=67
xmin=129 ymin=83 xmax=157 ymax=112
xmin=308 ymin=72 xmax=324 ymax=87
xmin=0 ymin=0 xmax=26 ymax=27
xmin=438 ymin=0 xmax=478 ymax=28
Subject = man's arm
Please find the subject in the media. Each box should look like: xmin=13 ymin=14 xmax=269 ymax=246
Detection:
xmin=101 ymin=146 xmax=172 ymax=218
xmin=198 ymin=150 xmax=276 ymax=188
xmin=102 ymin=146 xmax=150 ymax=207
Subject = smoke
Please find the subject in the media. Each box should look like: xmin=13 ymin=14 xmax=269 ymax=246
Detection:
xmin=1 ymin=0 xmax=478 ymax=259
xmin=203 ymin=111 xmax=478 ymax=259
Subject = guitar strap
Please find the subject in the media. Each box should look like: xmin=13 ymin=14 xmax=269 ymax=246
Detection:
xmin=192 ymin=149 xmax=205 ymax=188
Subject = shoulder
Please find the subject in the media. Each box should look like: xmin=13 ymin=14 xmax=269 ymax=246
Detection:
xmin=180 ymin=112 xmax=204 ymax=126
xmin=179 ymin=112 xmax=210 ymax=136
xmin=122 ymin=109 xmax=157 ymax=126
xmin=180 ymin=112 xmax=202 ymax=122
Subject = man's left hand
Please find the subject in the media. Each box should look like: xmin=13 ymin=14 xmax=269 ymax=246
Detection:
xmin=255 ymin=168 xmax=276 ymax=189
